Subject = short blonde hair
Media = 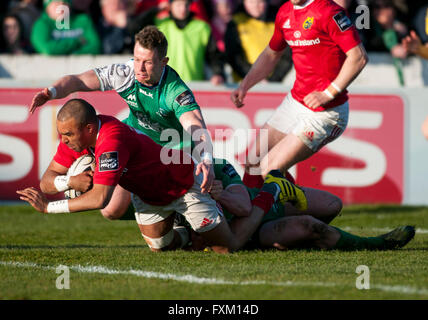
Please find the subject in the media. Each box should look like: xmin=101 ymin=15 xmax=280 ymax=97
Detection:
xmin=134 ymin=25 xmax=168 ymax=58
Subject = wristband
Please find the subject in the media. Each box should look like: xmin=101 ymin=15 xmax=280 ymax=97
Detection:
xmin=330 ymin=82 xmax=341 ymax=93
xmin=54 ymin=175 xmax=70 ymax=192
xmin=323 ymin=88 xmax=334 ymax=99
xmin=47 ymin=200 xmax=70 ymax=214
xmin=201 ymin=152 xmax=213 ymax=164
xmin=48 ymin=86 xmax=57 ymax=99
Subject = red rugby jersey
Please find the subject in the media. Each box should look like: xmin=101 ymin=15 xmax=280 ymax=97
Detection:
xmin=269 ymin=0 xmax=361 ymax=111
xmin=53 ymin=115 xmax=195 ymax=206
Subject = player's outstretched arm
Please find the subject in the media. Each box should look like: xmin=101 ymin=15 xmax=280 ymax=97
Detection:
xmin=230 ymin=46 xmax=284 ymax=108
xmin=179 ymin=109 xmax=215 ymax=194
xmin=17 ymin=184 xmax=115 ymax=214
xmin=29 ymin=70 xmax=101 ymax=114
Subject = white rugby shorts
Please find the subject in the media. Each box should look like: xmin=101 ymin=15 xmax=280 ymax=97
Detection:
xmin=266 ymin=94 xmax=349 ymax=152
xmin=133 ymin=166 xmax=222 ymax=233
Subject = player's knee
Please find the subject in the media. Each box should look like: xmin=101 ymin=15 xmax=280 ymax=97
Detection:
xmin=327 ymin=195 xmax=343 ymax=218
xmin=100 ymin=208 xmax=120 ymax=220
xmin=143 ymin=229 xmax=175 ymax=252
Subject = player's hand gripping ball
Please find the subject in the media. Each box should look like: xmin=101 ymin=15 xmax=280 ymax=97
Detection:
xmin=64 ymin=154 xmax=96 ymax=199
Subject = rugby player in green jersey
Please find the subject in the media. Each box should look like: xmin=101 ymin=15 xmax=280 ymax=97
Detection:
xmin=205 ymin=159 xmax=415 ymax=251
xmin=29 ymin=25 xmax=215 ymax=202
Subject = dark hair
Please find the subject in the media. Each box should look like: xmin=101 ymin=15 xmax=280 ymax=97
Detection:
xmin=134 ymin=25 xmax=168 ymax=58
xmin=0 ymin=13 xmax=25 ymax=53
xmin=373 ymin=0 xmax=394 ymax=9
xmin=58 ymin=99 xmax=98 ymax=127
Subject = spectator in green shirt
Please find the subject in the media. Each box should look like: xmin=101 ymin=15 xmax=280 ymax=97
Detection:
xmin=30 ymin=0 xmax=101 ymax=55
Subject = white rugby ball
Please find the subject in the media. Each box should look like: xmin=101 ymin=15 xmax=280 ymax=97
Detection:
xmin=64 ymin=154 xmax=96 ymax=199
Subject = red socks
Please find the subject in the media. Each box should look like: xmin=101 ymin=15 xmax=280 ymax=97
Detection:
xmin=251 ymin=191 xmax=274 ymax=215
xmin=243 ymin=172 xmax=264 ymax=188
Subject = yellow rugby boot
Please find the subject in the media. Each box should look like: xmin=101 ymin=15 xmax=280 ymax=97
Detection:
xmin=263 ymin=170 xmax=308 ymax=211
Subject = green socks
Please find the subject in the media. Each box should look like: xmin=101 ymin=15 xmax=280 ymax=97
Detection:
xmin=332 ymin=227 xmax=386 ymax=250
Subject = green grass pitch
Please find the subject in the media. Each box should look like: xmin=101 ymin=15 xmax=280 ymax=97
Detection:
xmin=0 ymin=204 xmax=427 ymax=300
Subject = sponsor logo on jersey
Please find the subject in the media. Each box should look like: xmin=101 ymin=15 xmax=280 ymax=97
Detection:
xmin=286 ymin=38 xmax=320 ymax=46
xmin=126 ymin=94 xmax=138 ymax=107
xmin=294 ymin=31 xmax=301 ymax=38
xmin=333 ymin=11 xmax=352 ymax=32
xmin=139 ymin=88 xmax=153 ymax=98
xmin=126 ymin=94 xmax=138 ymax=108
xmin=115 ymin=64 xmax=131 ymax=77
xmin=156 ymin=108 xmax=169 ymax=118
xmin=127 ymin=101 xmax=138 ymax=108
xmin=282 ymin=19 xmax=291 ymax=29
xmin=303 ymin=17 xmax=314 ymax=30
xmin=99 ymin=151 xmax=119 ymax=172
xmin=133 ymin=110 xmax=162 ymax=132
xmin=175 ymin=90 xmax=195 ymax=106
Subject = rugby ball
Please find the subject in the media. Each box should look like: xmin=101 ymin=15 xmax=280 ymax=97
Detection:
xmin=64 ymin=154 xmax=96 ymax=199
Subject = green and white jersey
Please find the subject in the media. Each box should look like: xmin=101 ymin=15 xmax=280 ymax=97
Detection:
xmin=94 ymin=61 xmax=200 ymax=150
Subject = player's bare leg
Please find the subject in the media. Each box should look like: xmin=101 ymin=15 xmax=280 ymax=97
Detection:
xmin=259 ymin=215 xmax=416 ymax=251
xmin=100 ymin=185 xmax=131 ymax=220
xmin=282 ymin=187 xmax=342 ymax=223
xmin=259 ymin=215 xmax=340 ymax=249
xmin=259 ymin=132 xmax=314 ymax=178
xmin=244 ymin=124 xmax=293 ymax=188
xmin=137 ymin=213 xmax=186 ymax=252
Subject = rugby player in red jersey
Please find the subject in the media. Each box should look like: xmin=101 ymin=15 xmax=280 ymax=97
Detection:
xmin=17 ymin=98 xmax=307 ymax=253
xmin=230 ymin=0 xmax=368 ymax=186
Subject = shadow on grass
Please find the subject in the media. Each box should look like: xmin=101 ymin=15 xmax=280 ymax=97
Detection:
xmin=0 ymin=244 xmax=146 ymax=250
xmin=342 ymin=205 xmax=428 ymax=215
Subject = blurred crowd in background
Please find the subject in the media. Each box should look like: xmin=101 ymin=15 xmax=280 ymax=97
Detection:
xmin=0 ymin=0 xmax=427 ymax=85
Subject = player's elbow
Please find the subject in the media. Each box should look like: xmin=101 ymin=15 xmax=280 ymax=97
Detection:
xmin=357 ymin=48 xmax=369 ymax=70
xmin=100 ymin=208 xmax=120 ymax=220
xmin=240 ymin=202 xmax=252 ymax=217
xmin=93 ymin=194 xmax=112 ymax=211
xmin=361 ymin=51 xmax=369 ymax=68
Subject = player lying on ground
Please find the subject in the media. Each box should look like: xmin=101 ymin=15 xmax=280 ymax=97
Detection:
xmin=97 ymin=158 xmax=415 ymax=251
xmin=205 ymin=161 xmax=415 ymax=251
xmin=17 ymin=98 xmax=308 ymax=253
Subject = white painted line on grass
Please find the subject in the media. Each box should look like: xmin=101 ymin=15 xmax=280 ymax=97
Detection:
xmin=1 ymin=260 xmax=428 ymax=296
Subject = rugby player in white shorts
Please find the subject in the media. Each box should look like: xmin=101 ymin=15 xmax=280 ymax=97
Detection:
xmin=230 ymin=0 xmax=368 ymax=184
